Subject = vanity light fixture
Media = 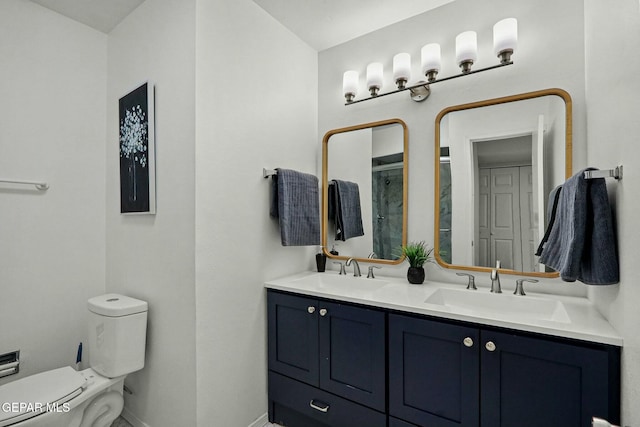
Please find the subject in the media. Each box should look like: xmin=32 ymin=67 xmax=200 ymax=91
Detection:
xmin=494 ymin=17 xmax=518 ymax=64
xmin=455 ymin=31 xmax=477 ymax=73
xmin=366 ymin=62 xmax=384 ymax=96
xmin=342 ymin=70 xmax=359 ymax=103
xmin=421 ymin=43 xmax=441 ymax=83
xmin=342 ymin=18 xmax=517 ymax=105
xmin=393 ymin=53 xmax=411 ymax=89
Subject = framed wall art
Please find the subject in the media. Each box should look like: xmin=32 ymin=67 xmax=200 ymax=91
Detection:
xmin=119 ymin=82 xmax=156 ymax=214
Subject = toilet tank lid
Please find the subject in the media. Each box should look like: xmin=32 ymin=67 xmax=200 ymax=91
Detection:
xmin=0 ymin=366 xmax=85 ymax=425
xmin=88 ymin=294 xmax=148 ymax=317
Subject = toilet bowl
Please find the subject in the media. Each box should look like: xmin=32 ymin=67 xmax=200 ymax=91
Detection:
xmin=0 ymin=294 xmax=147 ymax=427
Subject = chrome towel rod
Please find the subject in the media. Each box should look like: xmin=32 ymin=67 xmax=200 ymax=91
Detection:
xmin=584 ymin=166 xmax=623 ymax=181
xmin=0 ymin=179 xmax=49 ymax=190
xmin=263 ymin=168 xmax=277 ymax=178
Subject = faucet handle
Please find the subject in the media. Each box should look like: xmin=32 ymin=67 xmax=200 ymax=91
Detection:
xmin=514 ymin=278 xmax=538 ymax=296
xmin=456 ymin=272 xmax=477 ymax=290
xmin=332 ymin=262 xmax=346 ymax=275
xmin=367 ymin=266 xmax=381 ymax=279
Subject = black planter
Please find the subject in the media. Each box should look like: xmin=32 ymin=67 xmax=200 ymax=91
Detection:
xmin=407 ymin=266 xmax=425 ymax=284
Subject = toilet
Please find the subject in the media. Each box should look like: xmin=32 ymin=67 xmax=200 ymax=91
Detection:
xmin=0 ymin=294 xmax=147 ymax=427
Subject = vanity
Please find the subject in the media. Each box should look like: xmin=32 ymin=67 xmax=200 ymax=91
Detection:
xmin=268 ymin=87 xmax=620 ymax=426
xmin=265 ymin=272 xmax=621 ymax=427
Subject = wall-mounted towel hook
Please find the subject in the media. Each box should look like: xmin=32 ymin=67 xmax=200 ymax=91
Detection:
xmin=584 ymin=166 xmax=623 ymax=181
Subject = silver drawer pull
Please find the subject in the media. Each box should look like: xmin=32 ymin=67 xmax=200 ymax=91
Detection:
xmin=485 ymin=341 xmax=496 ymax=352
xmin=308 ymin=306 xmax=316 ymax=314
xmin=319 ymin=308 xmax=328 ymax=317
xmin=309 ymin=399 xmax=330 ymax=413
xmin=463 ymin=337 xmax=474 ymax=347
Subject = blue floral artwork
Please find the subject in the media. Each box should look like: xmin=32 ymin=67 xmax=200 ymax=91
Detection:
xmin=119 ymin=82 xmax=155 ymax=214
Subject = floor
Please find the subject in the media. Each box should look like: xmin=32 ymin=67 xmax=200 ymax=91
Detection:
xmin=111 ymin=417 xmax=133 ymax=427
xmin=111 ymin=416 xmax=280 ymax=426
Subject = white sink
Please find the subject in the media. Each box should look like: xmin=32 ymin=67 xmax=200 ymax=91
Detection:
xmin=424 ymin=287 xmax=571 ymax=324
xmin=288 ymin=273 xmax=390 ymax=295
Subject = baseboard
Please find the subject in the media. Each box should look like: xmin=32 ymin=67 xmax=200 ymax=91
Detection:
xmin=122 ymin=407 xmax=151 ymax=427
xmin=248 ymin=412 xmax=269 ymax=427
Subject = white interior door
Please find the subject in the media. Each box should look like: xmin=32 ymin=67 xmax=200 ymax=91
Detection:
xmin=490 ymin=167 xmax=522 ymax=270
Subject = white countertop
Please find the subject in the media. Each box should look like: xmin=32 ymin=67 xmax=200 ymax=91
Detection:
xmin=265 ymin=271 xmax=623 ymax=346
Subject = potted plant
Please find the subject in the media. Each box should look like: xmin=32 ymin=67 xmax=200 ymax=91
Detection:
xmin=401 ymin=241 xmax=434 ymax=284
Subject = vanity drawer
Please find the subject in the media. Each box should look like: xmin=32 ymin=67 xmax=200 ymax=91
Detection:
xmin=269 ymin=371 xmax=386 ymax=427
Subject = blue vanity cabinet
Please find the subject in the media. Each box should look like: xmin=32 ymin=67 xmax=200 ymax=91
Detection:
xmin=480 ymin=329 xmax=620 ymax=427
xmin=267 ymin=290 xmax=386 ymax=427
xmin=389 ymin=313 xmax=481 ymax=427
xmin=389 ymin=314 xmax=620 ymax=427
xmin=267 ymin=291 xmax=319 ymax=386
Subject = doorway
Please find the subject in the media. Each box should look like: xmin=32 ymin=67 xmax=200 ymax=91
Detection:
xmin=474 ymin=136 xmax=535 ymax=271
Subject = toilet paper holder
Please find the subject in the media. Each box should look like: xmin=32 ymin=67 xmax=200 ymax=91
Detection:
xmin=0 ymin=350 xmax=19 ymax=379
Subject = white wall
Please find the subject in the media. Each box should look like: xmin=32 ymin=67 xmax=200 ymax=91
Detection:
xmin=106 ymin=0 xmax=197 ymax=425
xmin=319 ymin=0 xmax=588 ymax=295
xmin=0 ymin=0 xmax=106 ymax=382
xmin=194 ymin=0 xmax=318 ymax=425
xmin=584 ymin=0 xmax=640 ymax=424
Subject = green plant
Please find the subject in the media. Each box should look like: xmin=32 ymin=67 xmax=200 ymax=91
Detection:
xmin=401 ymin=241 xmax=434 ymax=268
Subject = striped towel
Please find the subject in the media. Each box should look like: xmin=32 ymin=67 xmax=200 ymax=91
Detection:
xmin=270 ymin=169 xmax=320 ymax=246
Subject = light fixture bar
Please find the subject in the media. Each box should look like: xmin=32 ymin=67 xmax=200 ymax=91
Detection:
xmin=345 ymin=61 xmax=513 ymax=105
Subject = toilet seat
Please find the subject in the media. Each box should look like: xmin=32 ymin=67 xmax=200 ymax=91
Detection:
xmin=0 ymin=367 xmax=86 ymax=427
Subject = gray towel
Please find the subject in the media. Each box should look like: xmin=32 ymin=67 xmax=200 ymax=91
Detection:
xmin=330 ymin=179 xmax=364 ymax=241
xmin=269 ymin=168 xmax=320 ymax=246
xmin=538 ymin=168 xmax=619 ymax=285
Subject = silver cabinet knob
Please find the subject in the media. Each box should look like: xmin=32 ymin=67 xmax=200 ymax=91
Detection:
xmin=319 ymin=308 xmax=328 ymax=317
xmin=463 ymin=337 xmax=474 ymax=347
xmin=485 ymin=341 xmax=496 ymax=352
xmin=307 ymin=306 xmax=315 ymax=314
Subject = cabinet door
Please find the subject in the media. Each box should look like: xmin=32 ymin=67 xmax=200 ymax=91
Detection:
xmin=268 ymin=291 xmax=319 ymax=386
xmin=480 ymin=330 xmax=617 ymax=427
xmin=389 ymin=314 xmax=480 ymax=427
xmin=318 ymin=301 xmax=386 ymax=411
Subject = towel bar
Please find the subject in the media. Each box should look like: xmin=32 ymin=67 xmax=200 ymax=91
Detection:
xmin=263 ymin=168 xmax=277 ymax=178
xmin=584 ymin=166 xmax=622 ymax=181
xmin=0 ymin=179 xmax=49 ymax=190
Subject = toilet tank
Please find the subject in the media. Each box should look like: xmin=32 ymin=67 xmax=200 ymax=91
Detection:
xmin=87 ymin=294 xmax=148 ymax=378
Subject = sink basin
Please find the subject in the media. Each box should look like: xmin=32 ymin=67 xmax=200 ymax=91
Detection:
xmin=288 ymin=274 xmax=390 ymax=295
xmin=424 ymin=288 xmax=571 ymax=323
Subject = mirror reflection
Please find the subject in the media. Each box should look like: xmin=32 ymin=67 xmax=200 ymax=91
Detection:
xmin=322 ymin=119 xmax=408 ymax=265
xmin=435 ymin=89 xmax=572 ymax=277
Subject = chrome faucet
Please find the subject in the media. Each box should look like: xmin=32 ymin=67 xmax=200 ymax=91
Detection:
xmin=332 ymin=261 xmax=346 ymax=275
xmin=346 ymin=258 xmax=361 ymax=277
xmin=514 ymin=279 xmax=538 ymax=296
xmin=456 ymin=272 xmax=477 ymax=290
xmin=367 ymin=266 xmax=381 ymax=279
xmin=490 ymin=260 xmax=502 ymax=293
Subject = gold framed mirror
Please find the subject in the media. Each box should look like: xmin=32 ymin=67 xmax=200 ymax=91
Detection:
xmin=322 ymin=119 xmax=408 ymax=265
xmin=435 ymin=88 xmax=572 ymax=277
